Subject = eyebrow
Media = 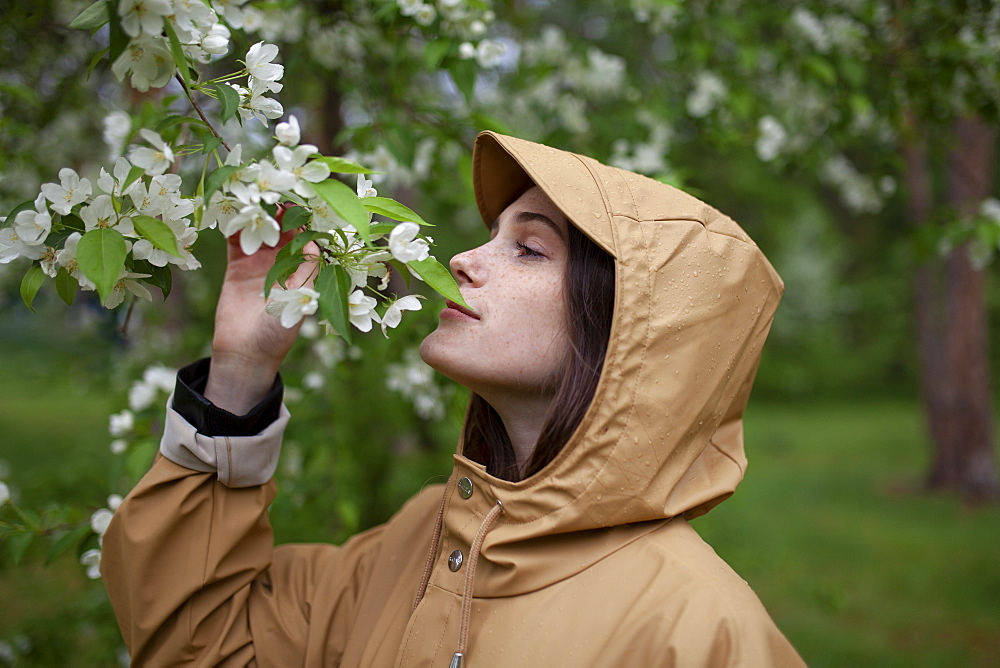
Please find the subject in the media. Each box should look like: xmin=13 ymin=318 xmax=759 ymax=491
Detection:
xmin=491 ymin=211 xmax=566 ymax=240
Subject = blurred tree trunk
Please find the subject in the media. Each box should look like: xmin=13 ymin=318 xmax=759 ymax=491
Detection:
xmin=905 ymin=114 xmax=999 ymax=499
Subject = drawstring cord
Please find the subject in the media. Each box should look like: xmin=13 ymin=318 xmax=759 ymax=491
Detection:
xmin=411 ymin=487 xmax=505 ymax=668
xmin=412 ymin=494 xmax=447 ymax=613
xmin=450 ymin=499 xmax=504 ymax=668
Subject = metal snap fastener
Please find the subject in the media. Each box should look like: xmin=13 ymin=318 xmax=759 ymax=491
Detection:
xmin=457 ymin=477 xmax=474 ymax=499
xmin=448 ymin=549 xmax=464 ymax=572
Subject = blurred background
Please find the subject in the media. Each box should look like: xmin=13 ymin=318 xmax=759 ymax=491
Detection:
xmin=1 ymin=0 xmax=998 ymax=665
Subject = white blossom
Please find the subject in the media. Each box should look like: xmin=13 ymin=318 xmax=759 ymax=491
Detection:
xmin=791 ymin=7 xmax=831 ymax=53
xmin=414 ymin=4 xmax=436 ymax=25
xmin=104 ymin=270 xmax=154 ymax=308
xmin=81 ymin=195 xmax=134 ymax=235
xmin=98 ymin=157 xmax=133 ymax=198
xmin=273 ymin=145 xmax=330 ymax=198
xmin=0 ymin=228 xmax=44 ymax=263
xmin=222 ymin=204 xmax=281 ymax=254
xmin=201 ymin=22 xmax=231 ymax=56
xmin=107 ymin=494 xmax=124 ymax=511
xmin=110 ymin=34 xmax=174 ymax=92
xmin=356 ymin=174 xmax=377 ymax=198
xmin=13 ymin=194 xmax=52 ymax=245
xmin=398 ymin=0 xmax=423 ymax=16
xmin=211 ymin=0 xmax=250 ymax=28
xmin=202 ymin=192 xmax=240 ymax=230
xmin=459 ymin=42 xmax=476 ymax=59
xmin=118 ymin=0 xmax=172 ymax=37
xmin=265 ymin=286 xmax=320 ymax=328
xmin=103 ymin=111 xmax=132 ymax=159
xmin=686 ymin=71 xmax=727 ymax=118
xmin=275 ymin=115 xmax=301 ymax=146
xmin=0 ymin=481 xmax=9 ymax=506
xmin=56 ymin=232 xmax=97 ymax=290
xmin=476 ymin=39 xmax=506 ymax=68
xmin=234 ymin=160 xmax=297 ymax=204
xmin=388 ymin=222 xmax=430 ymax=263
xmin=237 ymin=79 xmax=284 ymax=126
xmin=245 ymin=41 xmax=284 ymax=82
xmin=129 ymin=129 xmax=174 ymax=176
xmin=80 ymin=549 xmax=102 ymax=579
xmin=380 ymin=295 xmax=422 ymax=335
xmin=755 ymin=116 xmax=788 ymax=162
xmin=308 ymin=197 xmax=351 ymax=232
xmin=40 ymin=168 xmax=92 ymax=215
xmin=981 ymin=197 xmax=1000 ymax=223
xmin=348 ymin=289 xmax=380 ymax=332
xmin=91 ymin=508 xmax=114 ymax=536
xmin=110 ymin=439 xmax=129 ymax=455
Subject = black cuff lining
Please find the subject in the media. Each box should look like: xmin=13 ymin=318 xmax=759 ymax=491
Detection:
xmin=171 ymin=358 xmax=283 ymax=437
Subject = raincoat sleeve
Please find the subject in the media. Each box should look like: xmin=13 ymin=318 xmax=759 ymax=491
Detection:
xmin=100 ymin=401 xmax=385 ymax=666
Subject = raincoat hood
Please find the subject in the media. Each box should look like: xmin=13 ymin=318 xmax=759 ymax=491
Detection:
xmin=444 ymin=131 xmax=784 ymax=594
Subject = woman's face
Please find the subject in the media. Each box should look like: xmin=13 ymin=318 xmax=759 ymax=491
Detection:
xmin=420 ymin=186 xmax=570 ymax=404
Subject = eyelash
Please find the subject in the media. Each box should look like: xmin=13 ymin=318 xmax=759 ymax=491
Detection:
xmin=516 ymin=241 xmax=544 ymax=258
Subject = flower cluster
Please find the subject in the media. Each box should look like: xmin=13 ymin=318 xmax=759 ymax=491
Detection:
xmin=0 ymin=133 xmax=202 ymax=308
xmin=398 ymin=0 xmax=502 ymax=62
xmin=112 ymin=0 xmax=232 ymax=92
xmin=386 ymin=348 xmax=450 ymax=420
xmin=80 ymin=493 xmax=124 ymax=580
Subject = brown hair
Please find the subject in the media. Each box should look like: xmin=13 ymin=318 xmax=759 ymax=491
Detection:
xmin=461 ymin=221 xmax=615 ymax=481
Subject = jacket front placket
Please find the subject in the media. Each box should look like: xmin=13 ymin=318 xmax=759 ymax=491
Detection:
xmin=395 ymin=458 xmax=502 ymax=667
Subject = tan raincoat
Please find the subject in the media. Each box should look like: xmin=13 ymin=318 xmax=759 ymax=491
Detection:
xmin=102 ymin=132 xmax=804 ymax=666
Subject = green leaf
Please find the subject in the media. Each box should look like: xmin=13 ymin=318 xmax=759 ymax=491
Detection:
xmin=263 ymin=245 xmax=306 ymax=297
xmin=288 ymin=230 xmax=324 ymax=256
xmin=132 ymin=215 xmax=182 ymax=257
xmin=8 ymin=531 xmax=33 ymax=566
xmin=156 ymin=115 xmax=206 ymax=133
xmin=212 ymin=82 xmax=242 ymax=124
xmin=362 ymin=196 xmax=429 ymax=226
xmin=46 ymin=525 xmax=91 ymax=565
xmin=316 ymin=263 xmax=353 ymax=345
xmin=3 ymin=200 xmax=35 ymax=227
xmin=126 ymin=439 xmax=157 ymax=481
xmin=87 ymin=46 xmax=111 ymax=79
xmin=804 ymin=56 xmax=836 ymax=85
xmin=55 ymin=267 xmax=78 ymax=305
xmin=204 ymin=165 xmax=239 ymax=204
xmin=280 ymin=205 xmax=311 ymax=231
xmin=19 ymin=265 xmax=46 ymax=312
xmin=408 ymin=256 xmax=469 ymax=308
xmin=77 ymin=228 xmax=127 ymax=305
xmin=107 ymin=0 xmax=129 ymax=63
xmin=123 ymin=165 xmax=145 ymax=193
xmin=69 ymin=0 xmax=109 ymax=30
xmin=310 ymin=156 xmax=375 ymax=175
xmin=129 ymin=258 xmax=173 ymax=300
xmin=312 ymin=179 xmax=371 ymax=242
xmin=201 ymin=135 xmax=223 ymax=155
xmin=163 ymin=22 xmax=189 ymax=90
xmin=451 ymin=59 xmax=477 ymax=104
xmin=424 ymin=39 xmax=452 ymax=70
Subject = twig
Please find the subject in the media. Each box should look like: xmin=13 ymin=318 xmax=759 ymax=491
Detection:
xmin=175 ymin=73 xmax=231 ymax=152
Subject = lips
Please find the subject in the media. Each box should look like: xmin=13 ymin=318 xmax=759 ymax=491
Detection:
xmin=445 ymin=300 xmax=479 ymax=319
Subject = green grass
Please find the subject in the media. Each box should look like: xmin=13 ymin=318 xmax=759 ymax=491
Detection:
xmin=696 ymin=399 xmax=1000 ymax=667
xmin=1 ymin=342 xmax=998 ymax=665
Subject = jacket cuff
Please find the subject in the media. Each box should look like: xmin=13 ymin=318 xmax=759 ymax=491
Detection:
xmin=159 ymin=393 xmax=290 ymax=487
xmin=172 ymin=357 xmax=284 ymax=437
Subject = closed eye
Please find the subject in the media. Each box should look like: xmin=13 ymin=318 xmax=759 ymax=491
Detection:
xmin=516 ymin=241 xmax=544 ymax=258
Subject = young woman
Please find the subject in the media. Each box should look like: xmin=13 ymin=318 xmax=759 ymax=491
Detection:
xmin=102 ymin=131 xmax=804 ymax=666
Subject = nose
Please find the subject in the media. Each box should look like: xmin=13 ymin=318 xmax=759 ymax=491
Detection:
xmin=450 ymin=245 xmax=485 ymax=287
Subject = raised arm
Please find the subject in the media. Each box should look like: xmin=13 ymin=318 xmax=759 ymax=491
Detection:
xmin=100 ymin=220 xmax=342 ymax=663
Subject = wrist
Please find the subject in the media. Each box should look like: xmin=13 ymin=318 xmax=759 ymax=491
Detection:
xmin=205 ymin=352 xmax=282 ymax=415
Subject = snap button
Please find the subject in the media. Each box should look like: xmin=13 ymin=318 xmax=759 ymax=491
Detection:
xmin=457 ymin=477 xmax=474 ymax=499
xmin=448 ymin=549 xmax=464 ymax=572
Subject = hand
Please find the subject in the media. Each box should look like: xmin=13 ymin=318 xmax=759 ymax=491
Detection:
xmin=205 ymin=208 xmax=317 ymax=414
